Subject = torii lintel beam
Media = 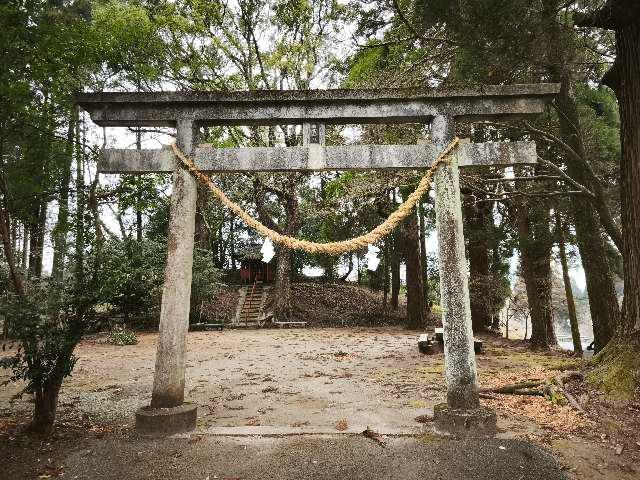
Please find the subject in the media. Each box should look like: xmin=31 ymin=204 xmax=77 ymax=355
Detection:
xmin=75 ymin=84 xmax=559 ymax=127
xmin=99 ymin=141 xmax=537 ymax=174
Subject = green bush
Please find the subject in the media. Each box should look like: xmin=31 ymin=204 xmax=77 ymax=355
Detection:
xmin=97 ymin=238 xmax=221 ymax=327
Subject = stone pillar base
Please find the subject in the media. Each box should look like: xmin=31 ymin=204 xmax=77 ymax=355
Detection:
xmin=433 ymin=403 xmax=497 ymax=437
xmin=135 ymin=404 xmax=197 ymax=436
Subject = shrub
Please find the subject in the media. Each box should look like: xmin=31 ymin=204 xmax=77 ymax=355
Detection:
xmin=97 ymin=238 xmax=221 ymax=327
xmin=108 ymin=326 xmax=139 ymax=346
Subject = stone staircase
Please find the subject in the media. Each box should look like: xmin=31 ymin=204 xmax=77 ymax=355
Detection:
xmin=234 ymin=281 xmax=270 ymax=327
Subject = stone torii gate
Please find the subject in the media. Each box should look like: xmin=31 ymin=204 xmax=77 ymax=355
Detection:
xmin=76 ymin=84 xmax=559 ymax=435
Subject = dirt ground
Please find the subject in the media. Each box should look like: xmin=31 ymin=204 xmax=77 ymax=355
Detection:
xmin=1 ymin=327 xmax=639 ymax=479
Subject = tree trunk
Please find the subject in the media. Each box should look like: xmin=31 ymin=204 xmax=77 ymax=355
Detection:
xmin=418 ymin=203 xmax=430 ymax=303
xmin=28 ymin=202 xmax=47 ymax=278
xmin=273 ymin=246 xmax=292 ymax=320
xmin=51 ymin=112 xmax=76 ymax=284
xmin=383 ymin=240 xmax=389 ymax=311
xmin=21 ymin=223 xmax=28 ymax=271
xmin=403 ymin=213 xmax=425 ymax=329
xmin=229 ymin=217 xmax=236 ymax=270
xmin=0 ymin=206 xmax=26 ymax=298
xmin=338 ymin=253 xmax=354 ymax=282
xmin=75 ymin=115 xmax=85 ymax=280
xmin=556 ymin=213 xmax=582 ymax=355
xmin=271 ymin=187 xmax=301 ymax=321
xmin=135 ymin=127 xmax=143 ymax=242
xmin=30 ymin=374 xmax=64 ymax=435
xmin=613 ymin=18 xmax=640 ymax=334
xmin=465 ymin=201 xmax=492 ymax=333
xmin=575 ymin=0 xmax=640 ymax=398
xmin=390 ymin=231 xmax=401 ymax=310
xmin=550 ymin=74 xmax=620 ymax=352
xmin=194 ymin=186 xmax=210 ymax=250
xmin=516 ymin=202 xmax=553 ymax=349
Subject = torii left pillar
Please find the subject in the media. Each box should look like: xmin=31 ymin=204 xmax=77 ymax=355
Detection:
xmin=431 ymin=115 xmax=496 ymax=436
xmin=135 ymin=119 xmax=199 ymax=435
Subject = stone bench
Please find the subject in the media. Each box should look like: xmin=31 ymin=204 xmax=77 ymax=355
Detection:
xmin=189 ymin=322 xmax=224 ymax=331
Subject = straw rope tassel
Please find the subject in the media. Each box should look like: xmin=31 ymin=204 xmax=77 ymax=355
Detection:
xmin=171 ymin=137 xmax=460 ymax=256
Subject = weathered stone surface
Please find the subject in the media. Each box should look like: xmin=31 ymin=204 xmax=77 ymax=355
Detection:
xmin=98 ymin=141 xmax=536 ymax=173
xmin=135 ymin=404 xmax=197 ymax=436
xmin=76 ymin=84 xmax=559 ymax=127
xmin=150 ymin=118 xmax=198 ymax=409
xmin=433 ymin=403 xmax=497 ymax=437
xmin=432 ymin=115 xmax=480 ymax=411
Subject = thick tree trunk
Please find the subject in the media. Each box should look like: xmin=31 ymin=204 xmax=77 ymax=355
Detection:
xmin=464 ymin=201 xmax=492 ymax=333
xmin=575 ymin=0 xmax=640 ymax=398
xmin=614 ymin=21 xmax=640 ymax=333
xmin=556 ymin=213 xmax=582 ymax=355
xmin=516 ymin=202 xmax=553 ymax=349
xmin=271 ymin=189 xmax=301 ymax=321
xmin=550 ymin=75 xmax=620 ymax=352
xmin=403 ymin=213 xmax=425 ymax=329
xmin=273 ymin=246 xmax=292 ymax=320
xmin=30 ymin=375 xmax=64 ymax=435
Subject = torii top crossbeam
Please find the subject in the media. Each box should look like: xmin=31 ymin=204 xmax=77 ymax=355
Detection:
xmin=75 ymin=83 xmax=559 ymax=127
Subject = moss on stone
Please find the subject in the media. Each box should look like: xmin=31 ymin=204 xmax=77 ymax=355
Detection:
xmin=588 ymin=339 xmax=640 ymax=400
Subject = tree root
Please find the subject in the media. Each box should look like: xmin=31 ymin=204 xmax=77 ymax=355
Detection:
xmin=480 ymin=371 xmax=586 ymax=412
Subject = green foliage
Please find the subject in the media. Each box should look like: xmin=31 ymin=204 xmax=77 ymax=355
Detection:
xmin=98 ymin=238 xmax=166 ymax=321
xmin=97 ymin=237 xmax=221 ymax=325
xmin=108 ymin=326 xmax=139 ymax=346
xmin=0 ymin=282 xmax=82 ymax=396
xmin=190 ymin=246 xmax=223 ymax=318
xmin=116 ymin=175 xmax=168 ymax=218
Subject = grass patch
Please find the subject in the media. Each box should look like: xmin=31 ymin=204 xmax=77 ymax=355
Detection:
xmin=416 ymin=431 xmax=443 ymax=445
xmin=108 ymin=327 xmax=139 ymax=346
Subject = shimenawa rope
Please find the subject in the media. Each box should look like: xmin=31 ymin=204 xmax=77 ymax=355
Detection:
xmin=171 ymin=137 xmax=460 ymax=256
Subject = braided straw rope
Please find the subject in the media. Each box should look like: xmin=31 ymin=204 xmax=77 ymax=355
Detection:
xmin=171 ymin=137 xmax=460 ymax=255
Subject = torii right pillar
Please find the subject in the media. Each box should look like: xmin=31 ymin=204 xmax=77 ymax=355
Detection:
xmin=432 ymin=115 xmax=497 ymax=436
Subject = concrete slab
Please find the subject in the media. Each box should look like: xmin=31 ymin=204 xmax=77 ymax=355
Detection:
xmin=60 ymin=434 xmax=570 ymax=480
xmin=197 ymin=425 xmax=424 ymax=437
